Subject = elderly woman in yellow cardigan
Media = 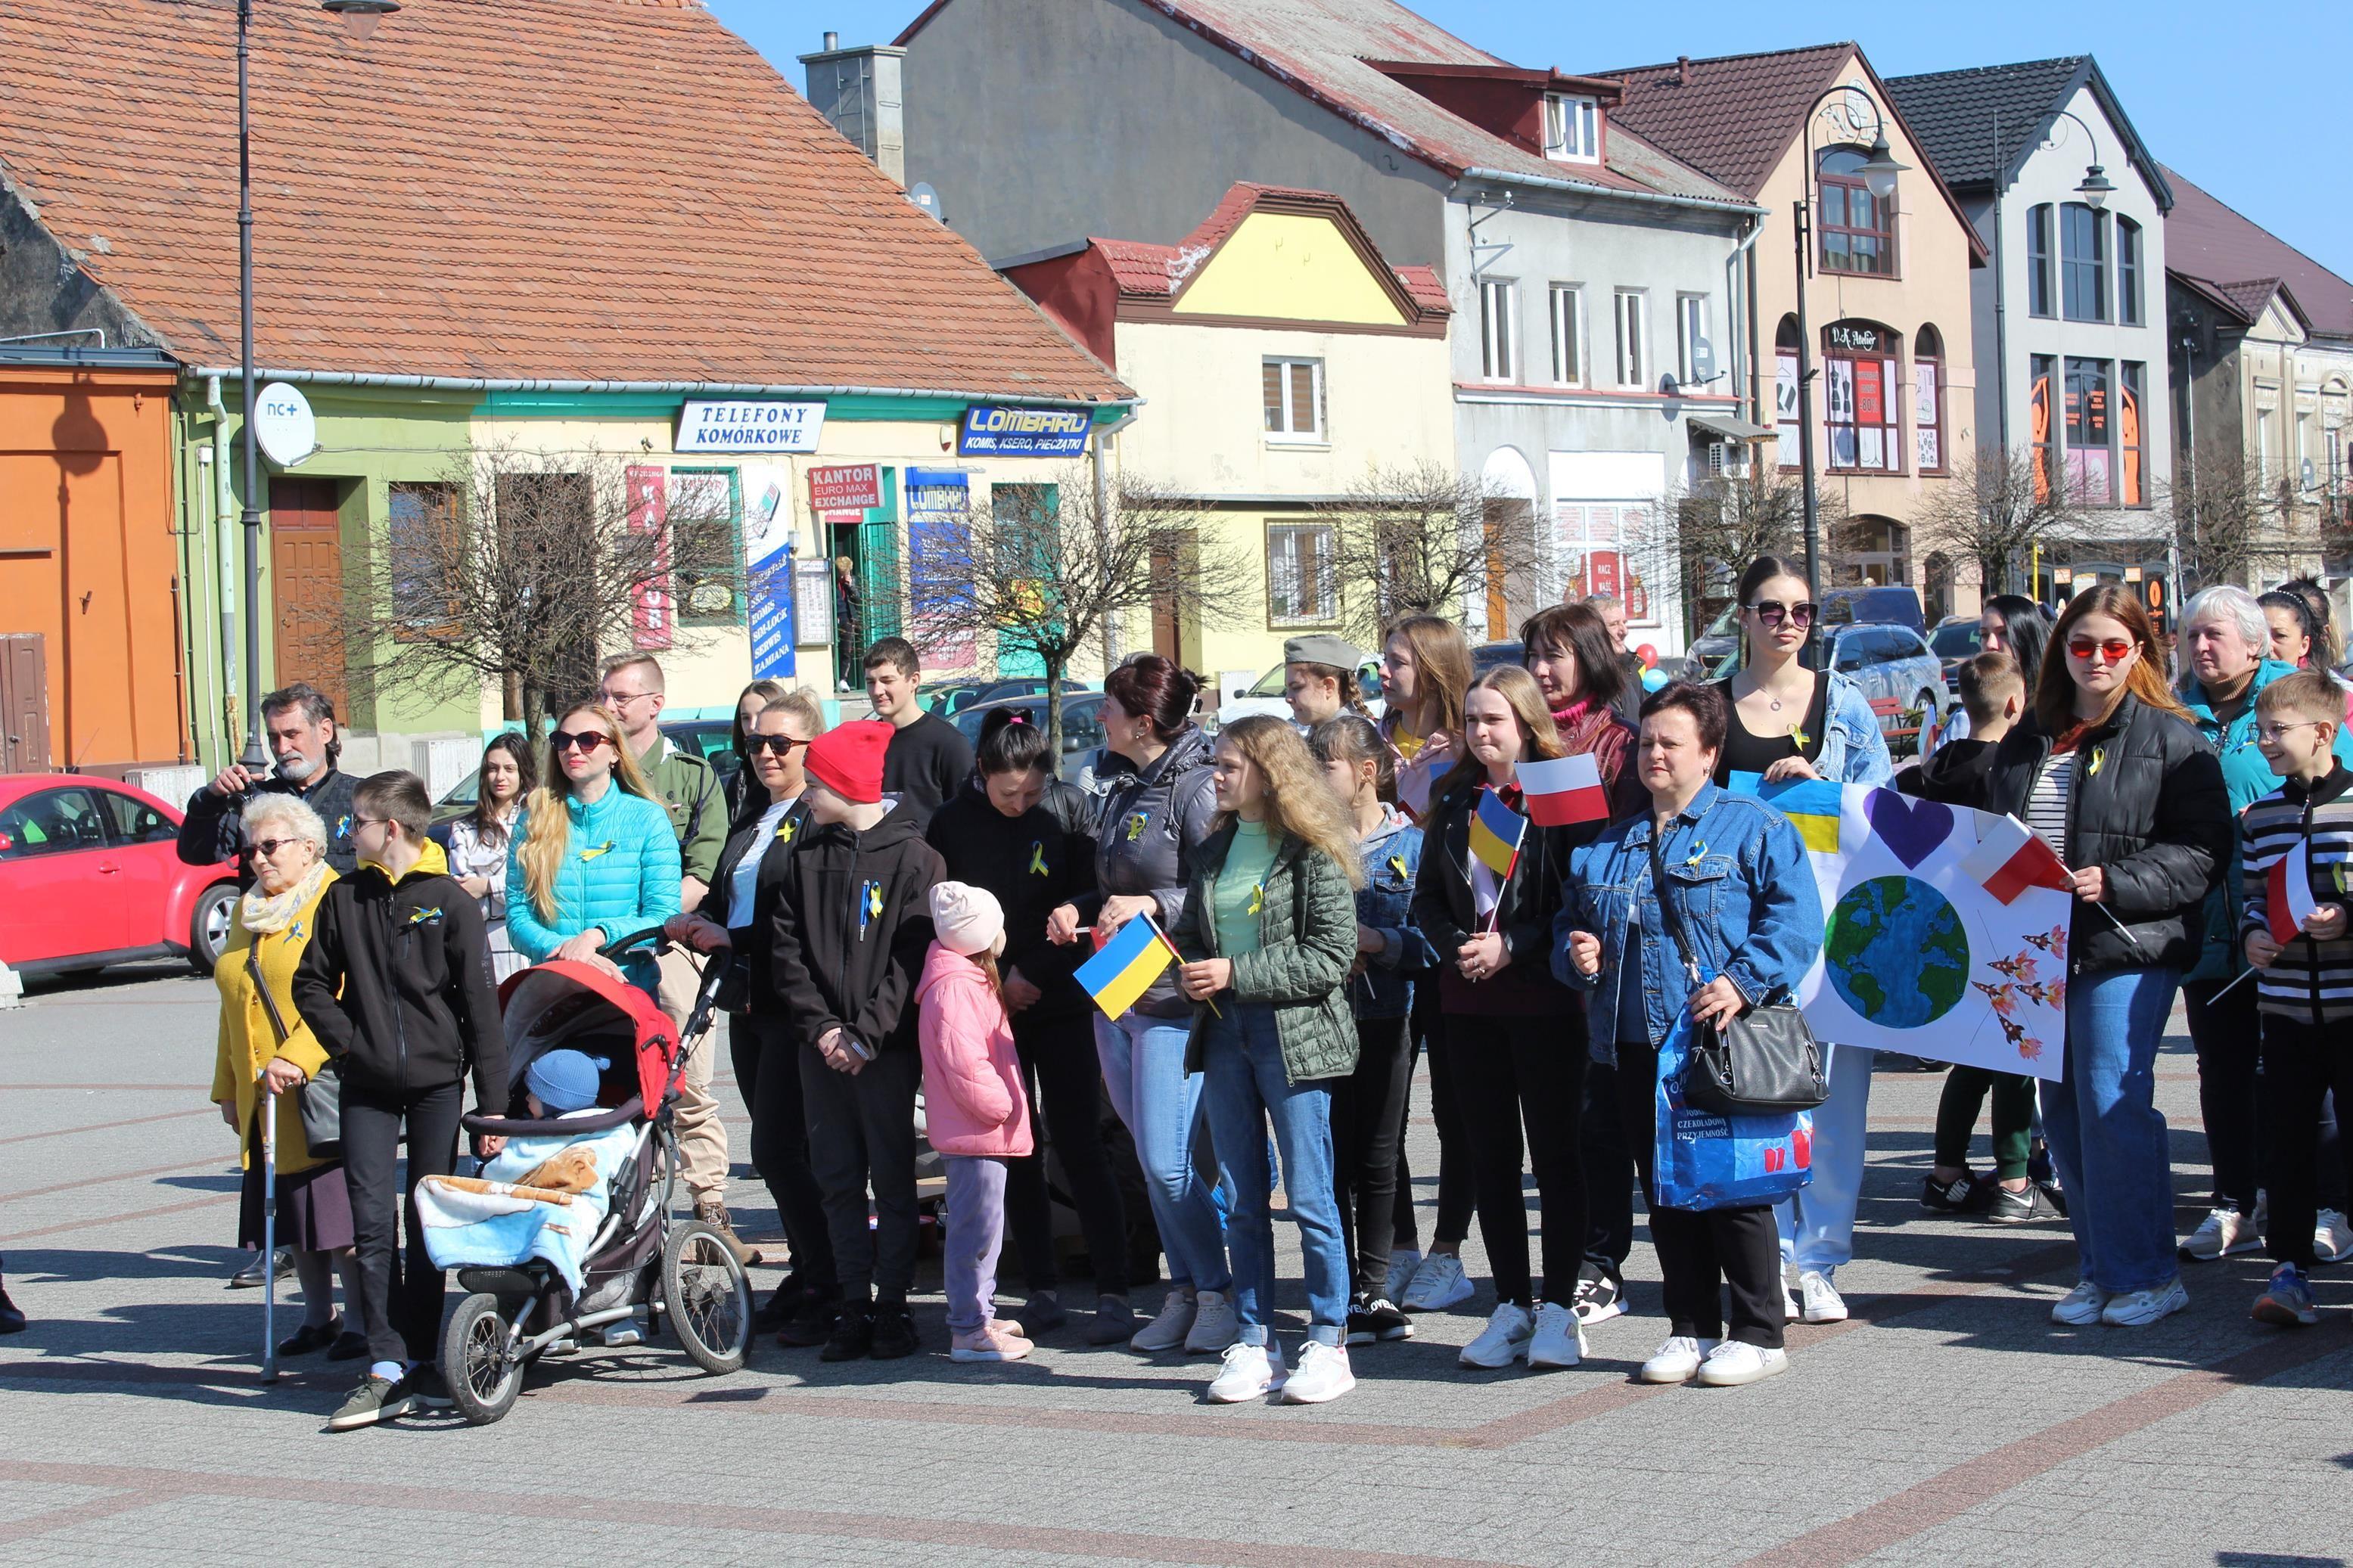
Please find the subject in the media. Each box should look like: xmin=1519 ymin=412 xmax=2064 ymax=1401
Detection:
xmin=211 ymin=793 xmax=365 ymax=1361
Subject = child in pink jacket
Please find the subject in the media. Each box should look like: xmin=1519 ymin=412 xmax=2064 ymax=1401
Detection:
xmin=918 ymin=881 xmax=1036 ymax=1362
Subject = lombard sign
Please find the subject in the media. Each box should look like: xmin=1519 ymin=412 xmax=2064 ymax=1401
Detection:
xmin=254 ymin=381 xmax=318 ymax=467
xmin=676 ymin=399 xmax=827 ymax=453
xmin=959 ymin=405 xmax=1091 ymax=458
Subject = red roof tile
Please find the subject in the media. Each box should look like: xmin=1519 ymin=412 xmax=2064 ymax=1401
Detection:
xmin=0 ymin=0 xmax=1132 ymax=402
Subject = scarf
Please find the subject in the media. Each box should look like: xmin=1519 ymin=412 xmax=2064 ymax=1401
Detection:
xmin=1550 ymin=696 xmax=1597 ymax=733
xmin=240 ymin=858 xmax=331 ymax=935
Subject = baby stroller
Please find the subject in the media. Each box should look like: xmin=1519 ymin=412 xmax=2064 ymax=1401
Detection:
xmin=438 ymin=928 xmax=751 ymax=1425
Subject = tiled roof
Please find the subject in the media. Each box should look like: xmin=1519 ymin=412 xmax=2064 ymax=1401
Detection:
xmin=0 ymin=0 xmax=1132 ymax=402
xmin=899 ymin=0 xmax=1750 ymax=210
xmin=1395 ymin=265 xmax=1449 ymax=314
xmin=2163 ymin=165 xmax=2353 ymax=342
xmin=1084 ymin=185 xmax=1450 ymax=315
xmin=1883 ymin=58 xmax=2085 ymax=188
xmin=1601 ymin=43 xmax=1856 ymax=199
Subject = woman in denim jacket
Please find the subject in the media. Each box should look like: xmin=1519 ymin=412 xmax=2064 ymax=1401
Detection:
xmin=1556 ymin=681 xmax=1823 ymax=1386
xmin=1311 ymin=716 xmax=1436 ymax=1346
xmin=1708 ymin=557 xmax=1891 ymax=1327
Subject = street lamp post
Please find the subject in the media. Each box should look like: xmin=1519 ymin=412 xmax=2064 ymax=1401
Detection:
xmin=232 ymin=0 xmax=400 ymax=767
xmin=1789 ymin=92 xmax=1909 ymax=608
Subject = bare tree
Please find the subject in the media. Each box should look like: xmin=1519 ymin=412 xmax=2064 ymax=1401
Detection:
xmin=1909 ymin=446 xmax=2083 ymax=598
xmin=1316 ymin=461 xmax=1535 ymax=644
xmin=344 ymin=443 xmax=737 ymax=736
xmin=900 ymin=467 xmax=1246 ymax=755
xmin=1627 ymin=467 xmax=1844 ymax=640
xmin=2163 ymin=442 xmax=2286 ymax=591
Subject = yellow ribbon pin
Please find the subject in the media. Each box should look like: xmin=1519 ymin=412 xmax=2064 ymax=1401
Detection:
xmin=1247 ymin=881 xmax=1266 ymax=916
xmin=1125 ymin=812 xmax=1149 ymax=843
xmin=1787 ymin=723 xmax=1810 ymax=750
xmin=867 ymin=883 xmax=884 ymax=918
xmin=1387 ymin=852 xmax=1408 ymax=881
xmin=2087 ymin=745 xmax=2106 ymax=778
xmin=1028 ymin=841 xmax=1049 ymax=876
xmin=579 ymin=840 xmax=617 ymax=861
xmin=779 ymin=818 xmax=796 ymax=843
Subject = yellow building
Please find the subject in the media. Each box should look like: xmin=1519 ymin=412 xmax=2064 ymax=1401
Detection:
xmin=1007 ymin=185 xmax=1457 ymax=697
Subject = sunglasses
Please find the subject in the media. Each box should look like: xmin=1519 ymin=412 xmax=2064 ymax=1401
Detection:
xmin=745 ymin=733 xmax=810 ymax=756
xmin=550 ymin=730 xmax=611 ymax=753
xmin=2065 ymin=637 xmax=2137 ymax=663
xmin=1747 ymin=598 xmax=1817 ymax=629
xmin=244 ymin=837 xmax=301 ymax=859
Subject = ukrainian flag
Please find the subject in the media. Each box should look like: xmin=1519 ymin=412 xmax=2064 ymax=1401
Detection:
xmin=1468 ymin=787 xmax=1528 ymax=877
xmin=1759 ymin=778 xmax=1844 ymax=855
xmin=1076 ymin=913 xmax=1177 ymax=1020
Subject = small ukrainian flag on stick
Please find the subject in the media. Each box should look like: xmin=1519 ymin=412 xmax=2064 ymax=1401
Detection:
xmin=1077 ymin=912 xmax=1215 ymax=1020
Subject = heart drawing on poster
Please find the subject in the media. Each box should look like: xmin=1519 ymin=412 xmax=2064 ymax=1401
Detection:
xmin=1865 ymin=791 xmax=1954 ymax=869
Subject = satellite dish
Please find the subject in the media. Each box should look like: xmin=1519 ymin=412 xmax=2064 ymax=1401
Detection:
xmin=909 ymin=182 xmax=945 ymax=223
xmin=1692 ymin=338 xmax=1719 ymax=383
xmin=253 ymin=381 xmax=317 ymax=468
xmin=1658 ymin=373 xmax=1680 ymax=401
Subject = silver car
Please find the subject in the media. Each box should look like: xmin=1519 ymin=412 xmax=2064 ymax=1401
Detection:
xmin=1819 ymin=621 xmax=1945 ymax=757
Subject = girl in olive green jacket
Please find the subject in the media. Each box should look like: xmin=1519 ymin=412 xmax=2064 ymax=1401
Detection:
xmin=1172 ymin=715 xmax=1363 ymax=1406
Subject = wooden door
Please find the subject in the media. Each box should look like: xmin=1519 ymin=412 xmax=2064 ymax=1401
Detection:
xmin=269 ymin=477 xmax=344 ymax=706
xmin=0 ymin=634 xmax=48 ymax=772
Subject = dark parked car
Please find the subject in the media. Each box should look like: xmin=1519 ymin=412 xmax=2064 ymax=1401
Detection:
xmin=952 ymin=691 xmax=1108 ymax=784
xmin=1929 ymin=616 xmax=1982 ymax=685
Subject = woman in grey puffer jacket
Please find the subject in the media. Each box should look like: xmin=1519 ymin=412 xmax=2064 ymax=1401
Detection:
xmin=1048 ymin=657 xmax=1235 ymax=1355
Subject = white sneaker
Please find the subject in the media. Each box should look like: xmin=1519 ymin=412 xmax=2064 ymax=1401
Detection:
xmin=1384 ymin=1249 xmax=1422 ymax=1303
xmin=1695 ymin=1340 xmax=1789 ymax=1386
xmin=2050 ymin=1281 xmax=2109 ymax=1325
xmin=1280 ymin=1340 xmax=1355 ymax=1404
xmin=1782 ymin=1277 xmax=1801 ymax=1322
xmin=1183 ymin=1289 xmax=1240 ymax=1354
xmin=2179 ymin=1206 xmax=2261 ymax=1260
xmin=1526 ymin=1301 xmax=1587 ymax=1369
xmin=2100 ymin=1278 xmax=2188 ymax=1327
xmin=1639 ymin=1335 xmax=1719 ymax=1383
xmin=1130 ymin=1290 xmax=1196 ymax=1352
xmin=1400 ymin=1252 xmax=1474 ymax=1312
xmin=1458 ymin=1302 xmax=1534 ymax=1368
xmin=1798 ymin=1271 xmax=1848 ymax=1324
xmin=1205 ymin=1340 xmax=1283 ymax=1403
xmin=2315 ymin=1208 xmax=2353 ymax=1265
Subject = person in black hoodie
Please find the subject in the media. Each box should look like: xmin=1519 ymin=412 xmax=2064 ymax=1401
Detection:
xmin=769 ymin=719 xmax=943 ymax=1362
xmin=863 ymin=636 xmax=974 ymax=825
xmin=291 ymin=771 xmax=508 ymax=1430
xmin=929 ymin=709 xmax=1136 ymax=1346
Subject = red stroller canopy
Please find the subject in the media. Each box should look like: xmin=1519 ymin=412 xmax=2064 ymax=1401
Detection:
xmin=499 ymin=961 xmax=679 ymax=1113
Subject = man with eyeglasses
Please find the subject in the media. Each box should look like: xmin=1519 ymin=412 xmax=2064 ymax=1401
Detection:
xmin=596 ymin=652 xmax=746 ymax=1260
xmin=179 ymin=682 xmax=362 ymax=881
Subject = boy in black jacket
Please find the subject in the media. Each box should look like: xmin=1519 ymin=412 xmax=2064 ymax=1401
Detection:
xmin=1902 ymin=651 xmax=2022 ymax=809
xmin=769 ymin=720 xmax=943 ymax=1361
xmin=293 ymin=770 xmax=508 ymax=1430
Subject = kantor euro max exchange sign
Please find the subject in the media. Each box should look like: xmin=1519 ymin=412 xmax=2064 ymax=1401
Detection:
xmin=959 ymin=405 xmax=1092 ymax=458
xmin=676 ymin=399 xmax=828 ymax=453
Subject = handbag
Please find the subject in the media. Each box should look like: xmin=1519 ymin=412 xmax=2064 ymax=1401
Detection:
xmin=247 ymin=940 xmax=342 ymax=1160
xmin=1648 ymin=834 xmax=1827 ymax=1116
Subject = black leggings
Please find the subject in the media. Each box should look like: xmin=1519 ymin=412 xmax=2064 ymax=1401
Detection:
xmin=1394 ymin=990 xmax=1475 ymax=1252
xmin=729 ymin=1011 xmax=836 ymax=1293
xmin=340 ymin=1078 xmax=462 ymax=1366
xmin=2184 ymin=976 xmax=2263 ymax=1212
xmin=1333 ymin=1014 xmax=1414 ymax=1299
xmin=1615 ymin=1041 xmax=1783 ymax=1349
xmin=1448 ymin=1011 xmax=1587 ymax=1307
xmin=1004 ymin=1009 xmax=1131 ymax=1299
xmin=1582 ymin=1060 xmax=1635 ymax=1283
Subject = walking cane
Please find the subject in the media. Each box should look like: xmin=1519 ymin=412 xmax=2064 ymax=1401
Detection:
xmin=260 ymin=1084 xmax=278 ymax=1384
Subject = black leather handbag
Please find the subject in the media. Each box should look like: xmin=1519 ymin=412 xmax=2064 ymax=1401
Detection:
xmin=248 ymin=941 xmax=342 ymax=1159
xmin=1649 ymin=836 xmax=1828 ymax=1116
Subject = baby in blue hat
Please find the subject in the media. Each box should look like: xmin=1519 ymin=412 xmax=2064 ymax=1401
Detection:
xmin=522 ymin=1049 xmax=606 ymax=1119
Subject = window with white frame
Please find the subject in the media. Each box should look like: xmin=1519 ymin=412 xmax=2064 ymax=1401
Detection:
xmin=1543 ymin=95 xmax=1599 ymax=163
xmin=1262 ymin=357 xmax=1324 ymax=442
xmin=1548 ymin=284 xmax=1584 ymax=386
xmin=1675 ymin=294 xmax=1708 ymax=384
xmin=1265 ymin=523 xmax=1338 ymax=626
xmin=1613 ymin=289 xmax=1646 ymax=388
xmin=1479 ymin=278 xmax=1518 ymax=380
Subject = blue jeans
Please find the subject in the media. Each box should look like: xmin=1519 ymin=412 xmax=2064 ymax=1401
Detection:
xmin=1200 ymin=1004 xmax=1350 ymax=1345
xmin=2041 ymin=966 xmax=2181 ymax=1294
xmin=1095 ymin=1012 xmax=1232 ymax=1295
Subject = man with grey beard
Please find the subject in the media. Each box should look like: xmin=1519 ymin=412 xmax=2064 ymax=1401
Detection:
xmin=179 ymin=682 xmax=363 ymax=880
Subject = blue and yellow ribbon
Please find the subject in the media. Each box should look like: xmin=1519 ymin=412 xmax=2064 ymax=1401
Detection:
xmin=1124 ymin=812 xmax=1149 ymax=843
xmin=579 ymin=840 xmax=617 ymax=861
xmin=1028 ymin=840 xmax=1049 ymax=876
xmin=1246 ymin=880 xmax=1266 ymax=916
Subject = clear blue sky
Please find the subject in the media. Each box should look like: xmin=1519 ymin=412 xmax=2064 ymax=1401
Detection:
xmin=713 ymin=0 xmax=2349 ymax=278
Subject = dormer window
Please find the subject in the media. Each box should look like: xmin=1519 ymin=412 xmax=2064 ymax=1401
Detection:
xmin=1543 ymin=95 xmax=1599 ymax=163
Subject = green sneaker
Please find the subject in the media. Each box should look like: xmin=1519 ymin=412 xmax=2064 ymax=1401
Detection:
xmin=327 ymin=1373 xmax=414 ymax=1431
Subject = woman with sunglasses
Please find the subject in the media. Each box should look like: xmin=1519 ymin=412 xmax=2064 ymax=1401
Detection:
xmin=507 ymin=702 xmax=681 ymax=996
xmin=724 ymin=678 xmax=793 ymax=825
xmin=1710 ymin=556 xmax=1891 ymax=1328
xmin=668 ymin=689 xmax=838 ymax=1343
xmin=1985 ymin=585 xmax=2230 ymax=1327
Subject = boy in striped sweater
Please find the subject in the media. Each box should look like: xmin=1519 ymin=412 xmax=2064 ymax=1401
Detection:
xmin=2239 ymin=669 xmax=2353 ymax=1325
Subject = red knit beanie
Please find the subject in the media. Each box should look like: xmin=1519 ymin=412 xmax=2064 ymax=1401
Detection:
xmin=807 ymin=719 xmax=893 ymax=805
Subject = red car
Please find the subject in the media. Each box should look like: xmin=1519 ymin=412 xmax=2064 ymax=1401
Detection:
xmin=0 ymin=774 xmax=240 ymax=980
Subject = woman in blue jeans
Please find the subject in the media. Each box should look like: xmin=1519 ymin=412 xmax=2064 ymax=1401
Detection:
xmin=1046 ymin=657 xmax=1233 ymax=1353
xmin=1172 ymin=716 xmax=1363 ymax=1405
xmin=1984 ymin=585 xmax=2230 ymax=1328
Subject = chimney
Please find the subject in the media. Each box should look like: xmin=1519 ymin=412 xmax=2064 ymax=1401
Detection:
xmin=1676 ymin=55 xmax=1690 ymax=86
xmin=798 ymin=35 xmax=907 ymax=187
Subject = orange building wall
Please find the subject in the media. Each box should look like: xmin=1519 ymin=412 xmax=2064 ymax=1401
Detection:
xmin=0 ymin=365 xmax=185 ymax=771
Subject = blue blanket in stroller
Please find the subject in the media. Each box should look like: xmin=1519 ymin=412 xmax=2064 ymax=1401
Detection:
xmin=416 ymin=1115 xmax=641 ymax=1291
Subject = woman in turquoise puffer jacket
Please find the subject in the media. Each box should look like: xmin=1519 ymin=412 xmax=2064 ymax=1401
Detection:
xmin=507 ymin=702 xmax=682 ymax=993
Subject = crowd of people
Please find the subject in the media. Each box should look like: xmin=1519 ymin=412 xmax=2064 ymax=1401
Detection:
xmin=161 ymin=567 xmax=2353 ymax=1422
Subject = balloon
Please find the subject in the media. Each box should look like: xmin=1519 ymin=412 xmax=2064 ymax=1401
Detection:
xmin=1641 ymin=667 xmax=1669 ymax=692
xmin=1636 ymin=643 xmax=1659 ymax=669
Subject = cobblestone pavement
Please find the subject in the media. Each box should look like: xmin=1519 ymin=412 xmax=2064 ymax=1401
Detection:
xmin=2 ymin=964 xmax=2348 ymax=1566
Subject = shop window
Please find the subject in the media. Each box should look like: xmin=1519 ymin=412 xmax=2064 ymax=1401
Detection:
xmin=1913 ymin=325 xmax=1945 ymax=473
xmin=1818 ymin=147 xmax=1896 ymax=276
xmin=2064 ymin=356 xmax=2113 ymax=504
xmin=2030 ymin=355 xmax=2056 ymax=502
xmin=2119 ymin=362 xmax=2146 ymax=506
xmin=1263 ymin=357 xmax=1325 ymax=442
xmin=1266 ymin=523 xmax=1337 ymax=627
xmin=668 ymin=468 xmax=744 ymax=626
xmin=1823 ymin=321 xmax=1902 ymax=474
xmin=1775 ymin=315 xmax=1801 ymax=465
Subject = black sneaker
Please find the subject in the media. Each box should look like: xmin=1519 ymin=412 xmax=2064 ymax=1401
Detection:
xmin=1984 ymin=1182 xmax=2049 ymax=1224
xmin=275 ymin=1318 xmax=341 ymax=1358
xmin=1920 ymin=1173 xmax=1991 ymax=1214
xmin=1569 ymin=1271 xmax=1625 ymax=1325
xmin=1021 ymin=1291 xmax=1068 ymax=1337
xmin=869 ymin=1302 xmax=920 ymax=1360
xmin=0 ymin=1282 xmax=25 ymax=1336
xmin=328 ymin=1330 xmax=370 ymax=1362
xmin=778 ymin=1290 xmax=841 ymax=1349
xmin=1345 ymin=1296 xmax=1415 ymax=1345
xmin=1084 ymin=1295 xmax=1139 ymax=1346
xmin=327 ymin=1372 xmax=414 ymax=1431
xmin=408 ymin=1364 xmax=455 ymax=1410
xmin=754 ymin=1274 xmax=815 ymax=1334
xmin=818 ymin=1305 xmax=875 ymax=1362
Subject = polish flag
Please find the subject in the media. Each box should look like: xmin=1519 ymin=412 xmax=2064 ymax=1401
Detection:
xmin=2267 ymin=840 xmax=2322 ymax=948
xmin=1960 ymin=814 xmax=2073 ymax=905
xmin=1518 ymin=754 xmax=1610 ymax=827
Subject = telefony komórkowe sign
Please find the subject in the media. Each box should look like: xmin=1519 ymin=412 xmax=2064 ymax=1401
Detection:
xmin=959 ymin=405 xmax=1091 ymax=458
xmin=676 ymin=400 xmax=827 ymax=453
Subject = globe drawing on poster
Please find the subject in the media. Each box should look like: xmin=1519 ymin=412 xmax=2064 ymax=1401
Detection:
xmin=1733 ymin=779 xmax=2071 ymax=1081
